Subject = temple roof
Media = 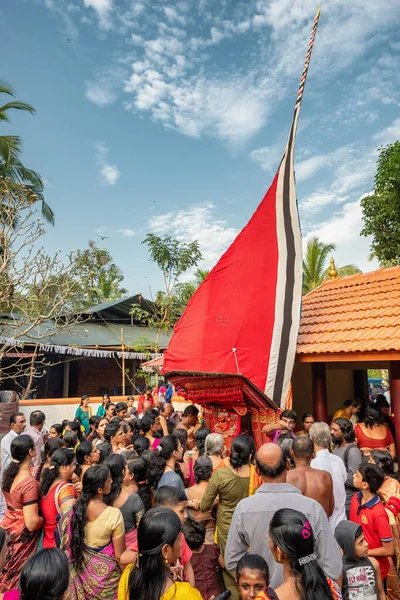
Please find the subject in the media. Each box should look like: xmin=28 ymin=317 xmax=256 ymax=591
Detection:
xmin=297 ymin=266 xmax=400 ymax=357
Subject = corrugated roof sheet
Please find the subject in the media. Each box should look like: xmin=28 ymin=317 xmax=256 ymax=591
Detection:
xmin=297 ymin=266 xmax=400 ymax=355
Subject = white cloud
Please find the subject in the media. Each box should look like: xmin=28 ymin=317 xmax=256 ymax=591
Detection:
xmin=85 ymin=68 xmax=126 ymax=106
xmin=83 ymin=0 xmax=113 ymax=30
xmin=149 ymin=203 xmax=238 ymax=273
xmin=95 ymin=142 xmax=121 ymax=186
xmin=250 ymin=143 xmax=282 ymax=173
xmin=304 ymin=197 xmax=378 ymax=273
xmin=117 ymin=229 xmax=136 ymax=237
xmin=373 ymin=118 xmax=400 ymax=144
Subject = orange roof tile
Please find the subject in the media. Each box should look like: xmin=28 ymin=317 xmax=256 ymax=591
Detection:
xmin=296 ymin=266 xmax=400 ymax=356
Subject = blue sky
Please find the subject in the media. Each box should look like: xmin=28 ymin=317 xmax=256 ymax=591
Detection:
xmin=2 ymin=0 xmax=400 ymax=295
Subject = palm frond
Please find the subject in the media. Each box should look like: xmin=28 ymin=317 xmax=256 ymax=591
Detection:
xmin=0 ymin=83 xmax=15 ymax=97
xmin=0 ymin=136 xmax=23 ymax=166
xmin=0 ymin=101 xmax=35 ymax=124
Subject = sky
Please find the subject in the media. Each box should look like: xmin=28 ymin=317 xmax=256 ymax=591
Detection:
xmin=2 ymin=0 xmax=400 ymax=296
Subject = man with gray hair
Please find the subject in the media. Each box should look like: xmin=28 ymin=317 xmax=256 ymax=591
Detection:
xmin=310 ymin=422 xmax=347 ymax=531
xmin=225 ymin=443 xmax=342 ymax=590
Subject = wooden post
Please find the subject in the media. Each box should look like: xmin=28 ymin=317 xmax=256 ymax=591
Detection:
xmin=312 ymin=362 xmax=328 ymax=423
xmin=390 ymin=361 xmax=400 ymax=457
xmin=121 ymin=328 xmax=125 ymax=396
xmin=63 ymin=360 xmax=70 ymax=398
xmin=353 ymin=369 xmax=369 ymax=403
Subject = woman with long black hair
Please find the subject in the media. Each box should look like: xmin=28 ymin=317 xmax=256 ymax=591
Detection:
xmin=104 ymin=454 xmax=144 ymax=547
xmin=200 ymin=433 xmax=257 ymax=598
xmin=0 ymin=435 xmax=43 ymax=591
xmin=147 ymin=435 xmax=184 ymax=491
xmin=266 ymin=508 xmax=341 ymax=600
xmin=138 ymin=413 xmax=163 ymax=450
xmin=105 ymin=422 xmax=125 ymax=454
xmin=39 ymin=448 xmax=77 ymax=548
xmin=75 ymin=440 xmax=100 ymax=482
xmin=59 ymin=465 xmax=125 ymax=600
xmin=33 ymin=437 xmax=65 ymax=481
xmin=118 ymin=508 xmax=202 ymax=600
xmin=18 ymin=547 xmax=70 ymax=600
xmin=125 ymin=457 xmax=152 ymax=513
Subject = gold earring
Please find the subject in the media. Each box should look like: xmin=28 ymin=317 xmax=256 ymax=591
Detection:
xmin=164 ymin=557 xmax=168 ymax=564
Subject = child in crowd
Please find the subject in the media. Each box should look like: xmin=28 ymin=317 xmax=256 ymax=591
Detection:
xmin=236 ymin=553 xmax=270 ymax=600
xmin=120 ymin=485 xmax=196 ymax=587
xmin=350 ymin=463 xmax=394 ymax=582
xmin=182 ymin=516 xmax=224 ymax=600
xmin=335 ymin=521 xmax=385 ymax=600
xmin=63 ymin=431 xmax=77 ymax=450
xmin=154 ymin=486 xmax=195 ymax=587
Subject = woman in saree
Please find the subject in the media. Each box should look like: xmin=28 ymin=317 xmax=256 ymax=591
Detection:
xmin=39 ymin=448 xmax=77 ymax=548
xmin=0 ymin=435 xmax=43 ymax=591
xmin=59 ymin=465 xmax=125 ymax=600
xmin=75 ymin=440 xmax=100 ymax=482
xmin=139 ymin=413 xmax=166 ymax=450
xmin=200 ymin=433 xmax=257 ymax=600
xmin=118 ymin=508 xmax=202 ymax=600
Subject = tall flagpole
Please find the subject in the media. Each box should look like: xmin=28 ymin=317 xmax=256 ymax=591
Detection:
xmin=266 ymin=7 xmax=321 ymax=406
xmin=295 ymin=7 xmax=321 ymax=114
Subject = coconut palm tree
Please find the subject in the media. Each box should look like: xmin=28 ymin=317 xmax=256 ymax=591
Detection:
xmin=302 ymin=237 xmax=361 ymax=294
xmin=194 ymin=268 xmax=210 ymax=286
xmin=0 ymin=82 xmax=54 ymax=224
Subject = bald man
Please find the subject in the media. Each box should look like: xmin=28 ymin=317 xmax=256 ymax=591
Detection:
xmin=287 ymin=436 xmax=334 ymax=518
xmin=225 ymin=443 xmax=341 ymax=588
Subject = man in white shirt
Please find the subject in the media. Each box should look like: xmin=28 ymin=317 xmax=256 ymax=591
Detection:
xmin=310 ymin=422 xmax=347 ymax=532
xmin=1 ymin=412 xmax=26 ymax=472
xmin=0 ymin=412 xmax=26 ymax=519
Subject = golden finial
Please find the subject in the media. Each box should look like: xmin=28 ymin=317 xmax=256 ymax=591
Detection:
xmin=329 ymin=257 xmax=338 ymax=280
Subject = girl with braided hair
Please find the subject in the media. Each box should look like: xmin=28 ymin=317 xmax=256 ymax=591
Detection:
xmin=58 ymin=465 xmax=125 ymax=600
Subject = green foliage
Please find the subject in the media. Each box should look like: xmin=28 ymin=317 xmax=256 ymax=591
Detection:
xmin=361 ymin=142 xmax=400 ymax=266
xmin=143 ymin=234 xmax=202 ymax=292
xmin=71 ymin=240 xmax=127 ymax=308
xmin=0 ymin=82 xmax=54 ymax=225
xmin=132 ymin=235 xmax=202 ymax=348
xmin=302 ymin=237 xmax=361 ymax=295
xmin=194 ymin=268 xmax=210 ymax=286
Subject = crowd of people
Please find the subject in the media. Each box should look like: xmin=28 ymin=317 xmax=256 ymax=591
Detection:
xmin=0 ymin=389 xmax=398 ymax=600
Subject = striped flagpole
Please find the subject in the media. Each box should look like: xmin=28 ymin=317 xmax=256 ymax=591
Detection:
xmin=295 ymin=6 xmax=321 ymax=113
xmin=266 ymin=7 xmax=321 ymax=407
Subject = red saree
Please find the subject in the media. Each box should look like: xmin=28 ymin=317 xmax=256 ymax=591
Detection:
xmin=0 ymin=477 xmax=40 ymax=591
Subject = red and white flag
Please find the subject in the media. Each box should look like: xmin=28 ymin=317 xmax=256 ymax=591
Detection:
xmin=163 ymin=9 xmax=321 ymax=408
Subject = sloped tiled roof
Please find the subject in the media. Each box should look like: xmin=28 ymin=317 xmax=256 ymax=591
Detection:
xmin=297 ymin=266 xmax=400 ymax=355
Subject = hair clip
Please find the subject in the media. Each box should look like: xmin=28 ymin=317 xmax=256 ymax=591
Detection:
xmin=157 ymin=445 xmax=162 ymax=452
xmin=298 ymin=552 xmax=317 ymax=566
xmin=11 ymin=459 xmax=20 ymax=464
xmin=49 ymin=465 xmax=55 ymax=470
xmin=301 ymin=521 xmax=311 ymax=539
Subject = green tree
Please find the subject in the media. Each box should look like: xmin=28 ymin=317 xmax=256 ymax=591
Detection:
xmin=302 ymin=237 xmax=361 ymax=294
xmin=0 ymin=83 xmax=54 ymax=224
xmin=194 ymin=268 xmax=210 ymax=286
xmin=361 ymin=141 xmax=400 ymax=266
xmin=130 ymin=234 xmax=202 ymax=348
xmin=72 ymin=240 xmax=127 ymax=307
